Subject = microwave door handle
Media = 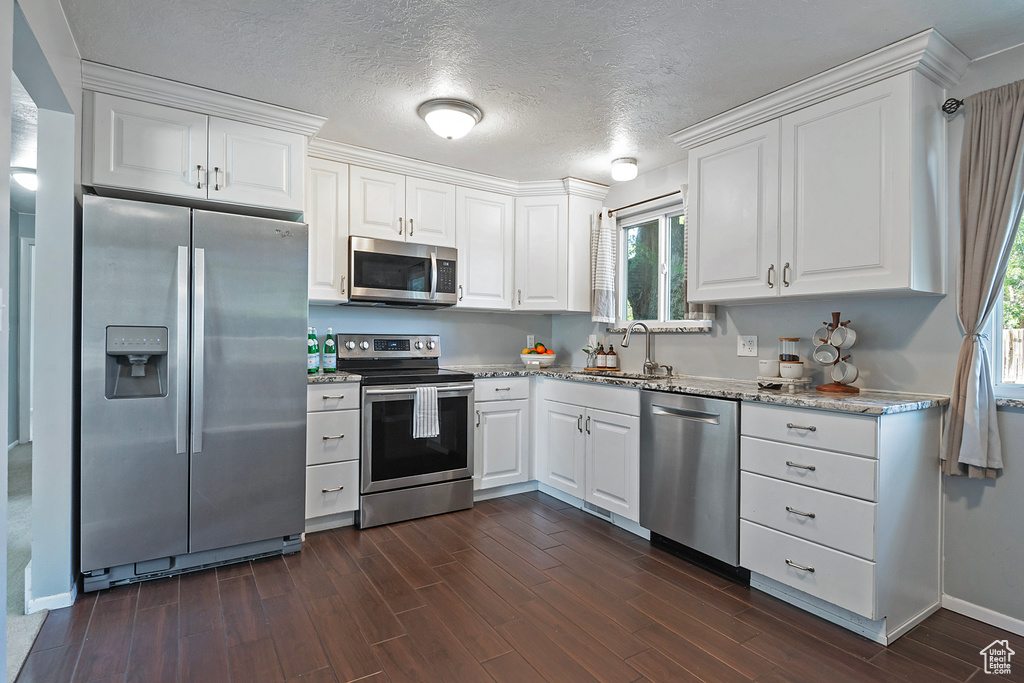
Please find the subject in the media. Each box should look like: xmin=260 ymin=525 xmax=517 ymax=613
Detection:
xmin=430 ymin=251 xmax=438 ymax=299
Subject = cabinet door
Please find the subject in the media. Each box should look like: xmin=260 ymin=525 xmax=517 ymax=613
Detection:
xmin=350 ymin=167 xmax=406 ymax=241
xmin=779 ymin=77 xmax=910 ymax=296
xmin=540 ymin=400 xmax=585 ymax=497
xmin=585 ymin=408 xmax=640 ymax=522
xmin=306 ymin=158 xmax=350 ymax=303
xmin=89 ymin=92 xmax=208 ymax=199
xmin=456 ymin=187 xmax=514 ymax=309
xmin=406 ymin=177 xmax=456 ymax=247
xmin=207 ymin=117 xmax=304 ymax=212
xmin=687 ymin=120 xmax=780 ymax=302
xmin=515 ymin=196 xmax=568 ymax=310
xmin=474 ymin=400 xmax=529 ymax=490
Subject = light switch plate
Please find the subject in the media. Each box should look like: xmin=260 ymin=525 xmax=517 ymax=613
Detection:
xmin=526 ymin=334 xmax=535 ymax=349
xmin=737 ymin=335 xmax=758 ymax=356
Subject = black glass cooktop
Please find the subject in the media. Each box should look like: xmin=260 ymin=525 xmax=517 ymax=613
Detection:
xmin=353 ymin=367 xmax=475 ymax=386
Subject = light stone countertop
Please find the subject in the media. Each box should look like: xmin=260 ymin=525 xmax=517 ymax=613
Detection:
xmin=306 ymin=371 xmax=361 ymax=384
xmin=454 ymin=365 xmax=949 ymax=416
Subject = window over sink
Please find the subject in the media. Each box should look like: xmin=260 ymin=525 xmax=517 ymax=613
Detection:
xmin=994 ymin=212 xmax=1024 ymax=399
xmin=617 ymin=205 xmax=712 ymax=330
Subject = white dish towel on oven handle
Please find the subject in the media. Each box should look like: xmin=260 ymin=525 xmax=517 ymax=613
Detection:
xmin=413 ymin=386 xmax=440 ymax=439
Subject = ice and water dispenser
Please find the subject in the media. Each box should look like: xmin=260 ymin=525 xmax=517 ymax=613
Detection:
xmin=104 ymin=325 xmax=168 ymax=398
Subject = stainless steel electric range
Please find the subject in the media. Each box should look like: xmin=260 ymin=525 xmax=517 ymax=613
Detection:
xmin=336 ymin=334 xmax=475 ymax=528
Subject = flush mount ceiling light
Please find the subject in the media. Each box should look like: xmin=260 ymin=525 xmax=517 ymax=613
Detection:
xmin=11 ymin=167 xmax=37 ymax=192
xmin=611 ymin=158 xmax=638 ymax=182
xmin=417 ymin=99 xmax=483 ymax=140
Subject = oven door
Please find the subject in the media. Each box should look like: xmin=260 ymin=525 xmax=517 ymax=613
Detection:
xmin=361 ymin=382 xmax=474 ymax=493
xmin=349 ymin=237 xmax=458 ymax=306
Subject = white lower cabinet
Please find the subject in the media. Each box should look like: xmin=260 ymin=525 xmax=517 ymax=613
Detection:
xmin=306 ymin=383 xmax=361 ymax=523
xmin=537 ymin=380 xmax=640 ymax=523
xmin=475 ymin=399 xmax=529 ymax=490
xmin=739 ymin=401 xmax=940 ymax=644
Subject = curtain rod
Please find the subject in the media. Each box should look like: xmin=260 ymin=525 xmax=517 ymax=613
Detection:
xmin=607 ymin=190 xmax=681 ymax=217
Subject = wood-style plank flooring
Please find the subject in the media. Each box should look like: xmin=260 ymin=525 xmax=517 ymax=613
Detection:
xmin=17 ymin=492 xmax=1022 ymax=682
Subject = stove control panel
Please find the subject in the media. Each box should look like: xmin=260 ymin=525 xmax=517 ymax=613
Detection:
xmin=335 ymin=334 xmax=441 ymax=359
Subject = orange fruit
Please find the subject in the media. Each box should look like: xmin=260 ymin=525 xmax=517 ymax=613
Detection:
xmin=522 ymin=348 xmax=530 ymax=354
xmin=535 ymin=343 xmax=547 ymax=352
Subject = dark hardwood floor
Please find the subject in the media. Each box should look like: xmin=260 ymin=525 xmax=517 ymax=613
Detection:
xmin=17 ymin=492 xmax=1022 ymax=682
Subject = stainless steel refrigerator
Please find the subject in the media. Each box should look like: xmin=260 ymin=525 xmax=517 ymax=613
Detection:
xmin=80 ymin=195 xmax=308 ymax=591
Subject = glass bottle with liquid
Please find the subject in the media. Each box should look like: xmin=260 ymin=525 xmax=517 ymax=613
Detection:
xmin=595 ymin=343 xmax=607 ymax=368
xmin=322 ymin=327 xmax=337 ymax=373
xmin=307 ymin=327 xmax=320 ymax=374
xmin=606 ymin=344 xmax=618 ymax=369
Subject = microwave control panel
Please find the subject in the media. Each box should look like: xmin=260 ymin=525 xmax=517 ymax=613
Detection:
xmin=436 ymin=259 xmax=456 ymax=293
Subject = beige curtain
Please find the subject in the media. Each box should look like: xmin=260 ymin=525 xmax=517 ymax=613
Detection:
xmin=941 ymin=79 xmax=1024 ymax=478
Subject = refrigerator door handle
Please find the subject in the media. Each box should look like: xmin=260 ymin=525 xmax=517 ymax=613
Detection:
xmin=192 ymin=247 xmax=206 ymax=454
xmin=176 ymin=246 xmax=189 ymax=454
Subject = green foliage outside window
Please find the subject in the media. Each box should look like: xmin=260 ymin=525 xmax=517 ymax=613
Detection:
xmin=1002 ymin=213 xmax=1024 ymax=329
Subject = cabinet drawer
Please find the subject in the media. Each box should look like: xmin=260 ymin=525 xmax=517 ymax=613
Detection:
xmin=307 ymin=383 xmax=360 ymax=412
xmin=306 ymin=461 xmax=359 ymax=519
xmin=741 ymin=472 xmax=875 ymax=560
xmin=475 ymin=377 xmax=530 ymax=402
xmin=740 ymin=520 xmax=876 ymax=619
xmin=742 ymin=403 xmax=877 ymax=458
xmin=740 ymin=436 xmax=876 ymax=500
xmin=307 ymin=410 xmax=360 ymax=465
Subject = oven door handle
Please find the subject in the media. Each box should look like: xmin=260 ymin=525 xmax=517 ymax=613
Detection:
xmin=430 ymin=251 xmax=438 ymax=300
xmin=364 ymin=384 xmax=476 ymax=395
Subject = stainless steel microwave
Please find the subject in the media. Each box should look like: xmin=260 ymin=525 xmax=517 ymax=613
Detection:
xmin=348 ymin=237 xmax=458 ymax=308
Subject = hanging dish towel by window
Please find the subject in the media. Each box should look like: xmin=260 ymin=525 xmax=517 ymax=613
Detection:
xmin=591 ymin=207 xmax=616 ymax=323
xmin=413 ymin=386 xmax=440 ymax=439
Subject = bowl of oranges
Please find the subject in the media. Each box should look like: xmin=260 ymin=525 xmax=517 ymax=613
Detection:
xmin=521 ymin=343 xmax=556 ymax=367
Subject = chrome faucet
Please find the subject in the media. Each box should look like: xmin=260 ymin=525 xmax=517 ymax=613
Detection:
xmin=621 ymin=321 xmax=670 ymax=376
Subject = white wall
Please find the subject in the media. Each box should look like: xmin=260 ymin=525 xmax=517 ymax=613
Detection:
xmin=554 ymin=41 xmax=1024 ymax=627
xmin=0 ymin=0 xmax=14 ymax=665
xmin=308 ymin=306 xmax=553 ymax=367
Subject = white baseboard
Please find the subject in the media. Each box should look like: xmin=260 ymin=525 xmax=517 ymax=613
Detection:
xmin=304 ymin=511 xmax=356 ymax=534
xmin=24 ymin=561 xmax=77 ymax=613
xmin=535 ymin=483 xmax=649 ymax=540
xmin=474 ymin=481 xmax=538 ymax=501
xmin=942 ymin=594 xmax=1024 ymax=637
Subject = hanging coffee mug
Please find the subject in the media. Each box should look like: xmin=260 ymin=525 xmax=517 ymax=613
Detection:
xmin=830 ymin=325 xmax=858 ymax=349
xmin=831 ymin=360 xmax=859 ymax=384
xmin=812 ymin=344 xmax=839 ymax=365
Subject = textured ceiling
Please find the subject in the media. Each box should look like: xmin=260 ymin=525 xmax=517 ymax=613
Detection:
xmin=59 ymin=0 xmax=1024 ymax=185
xmin=10 ymin=72 xmax=37 ymax=214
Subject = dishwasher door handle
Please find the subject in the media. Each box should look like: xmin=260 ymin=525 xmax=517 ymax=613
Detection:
xmin=651 ymin=405 xmax=720 ymax=425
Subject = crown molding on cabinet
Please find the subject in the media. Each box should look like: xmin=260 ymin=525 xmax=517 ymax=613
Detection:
xmin=308 ymin=137 xmax=610 ymax=200
xmin=81 ymin=61 xmax=327 ymax=137
xmin=670 ymin=28 xmax=970 ymax=151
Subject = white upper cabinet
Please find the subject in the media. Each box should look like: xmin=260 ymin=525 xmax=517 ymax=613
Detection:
xmin=349 ymin=167 xmax=406 ymax=241
xmin=456 ymin=187 xmax=515 ymax=309
xmin=87 ymin=93 xmax=305 ymax=213
xmin=306 ymin=158 xmax=350 ymax=304
xmin=687 ymin=71 xmax=945 ymax=303
xmin=406 ymin=177 xmax=457 ymax=247
xmin=350 ymin=168 xmax=457 ymax=247
xmin=688 ymin=120 xmax=780 ymax=302
xmin=514 ymin=195 xmax=568 ymax=310
xmin=567 ymin=195 xmax=603 ymax=313
xmin=88 ymin=92 xmax=208 ymax=200
xmin=208 ymin=117 xmax=304 ymax=213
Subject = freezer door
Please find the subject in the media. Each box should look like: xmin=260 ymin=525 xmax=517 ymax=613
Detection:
xmin=189 ymin=210 xmax=308 ymax=553
xmin=80 ymin=196 xmax=191 ymax=571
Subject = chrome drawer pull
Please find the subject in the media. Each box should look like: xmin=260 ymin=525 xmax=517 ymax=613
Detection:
xmin=494 ymin=387 xmax=511 ymax=392
xmin=785 ymin=506 xmax=816 ymax=518
xmin=322 ymin=485 xmax=344 ymax=493
xmin=322 ymin=434 xmax=344 ymax=440
xmin=785 ymin=558 xmax=815 ymax=572
xmin=321 ymin=395 xmax=345 ymax=400
xmin=786 ymin=422 xmax=817 ymax=432
xmin=785 ymin=461 xmax=816 ymax=471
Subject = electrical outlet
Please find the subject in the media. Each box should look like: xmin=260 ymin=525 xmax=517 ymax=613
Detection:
xmin=737 ymin=335 xmax=758 ymax=357
xmin=526 ymin=334 xmax=535 ymax=349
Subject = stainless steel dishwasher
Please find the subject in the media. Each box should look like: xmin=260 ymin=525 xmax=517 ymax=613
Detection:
xmin=640 ymin=391 xmax=742 ymax=573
